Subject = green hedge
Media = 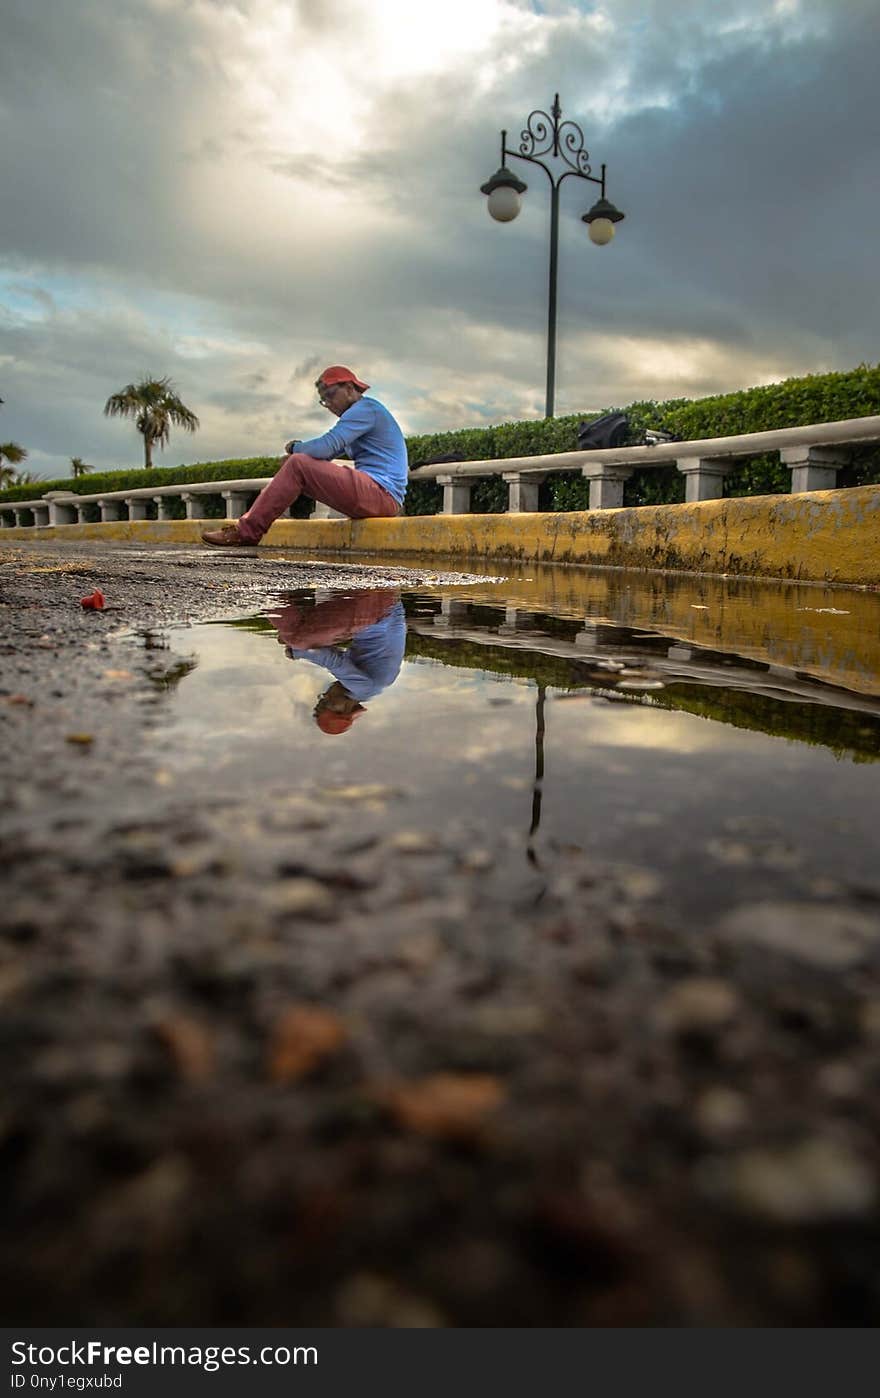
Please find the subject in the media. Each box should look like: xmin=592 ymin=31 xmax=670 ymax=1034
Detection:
xmin=405 ymin=364 xmax=880 ymax=513
xmin=4 ymin=364 xmax=880 ymax=513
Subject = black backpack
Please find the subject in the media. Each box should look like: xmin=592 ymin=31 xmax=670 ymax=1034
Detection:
xmin=577 ymin=412 xmax=629 ymax=450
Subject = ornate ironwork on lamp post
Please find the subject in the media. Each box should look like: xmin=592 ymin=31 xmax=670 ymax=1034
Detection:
xmin=480 ymin=93 xmax=625 ymax=418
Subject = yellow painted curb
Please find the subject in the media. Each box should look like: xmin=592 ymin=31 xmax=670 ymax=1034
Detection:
xmin=3 ymin=484 xmax=879 ymax=585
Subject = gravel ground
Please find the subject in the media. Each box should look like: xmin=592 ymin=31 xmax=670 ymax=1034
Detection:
xmin=2 ymin=540 xmax=880 ymax=1327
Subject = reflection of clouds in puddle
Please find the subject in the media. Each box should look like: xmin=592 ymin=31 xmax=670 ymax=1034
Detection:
xmin=392 ymin=666 xmax=486 ymax=700
xmin=379 ymin=664 xmax=530 ymax=731
xmin=160 ymin=624 xmax=809 ymax=775
xmin=138 ymin=598 xmax=880 ymax=924
xmin=551 ymin=698 xmax=761 ymax=756
xmin=399 ymin=661 xmax=515 ymax=700
xmin=460 ymin=737 xmax=522 ymax=763
xmin=168 ymin=624 xmax=753 ymax=771
xmin=154 ymin=627 xmax=320 ymax=743
xmin=161 ymin=625 xmax=535 ymax=761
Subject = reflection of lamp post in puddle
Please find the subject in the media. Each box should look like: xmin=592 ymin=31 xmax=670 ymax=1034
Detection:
xmin=428 ymin=600 xmax=552 ymax=872
xmin=527 ymin=683 xmax=546 ymax=869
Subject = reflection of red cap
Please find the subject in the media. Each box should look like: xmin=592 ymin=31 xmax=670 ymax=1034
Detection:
xmin=315 ymin=707 xmax=364 ymax=735
xmin=317 ymin=365 xmax=370 ymax=392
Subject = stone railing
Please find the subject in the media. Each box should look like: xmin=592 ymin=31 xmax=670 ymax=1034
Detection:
xmin=2 ymin=415 xmax=880 ymax=527
xmin=412 ymin=414 xmax=880 ymax=512
xmin=0 ymin=475 xmax=352 ymax=529
xmin=0 ymin=479 xmax=273 ymax=529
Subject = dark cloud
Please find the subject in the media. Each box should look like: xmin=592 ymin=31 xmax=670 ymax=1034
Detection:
xmin=1 ymin=0 xmax=878 ymax=475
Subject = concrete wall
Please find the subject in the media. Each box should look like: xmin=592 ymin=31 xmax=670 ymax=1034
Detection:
xmin=3 ymin=484 xmax=879 ymax=587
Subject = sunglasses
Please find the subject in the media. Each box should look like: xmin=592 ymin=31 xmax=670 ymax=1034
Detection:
xmin=317 ymin=383 xmax=346 ymax=406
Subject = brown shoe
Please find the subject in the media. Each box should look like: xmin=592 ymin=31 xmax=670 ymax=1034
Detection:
xmin=201 ymin=525 xmax=255 ymax=547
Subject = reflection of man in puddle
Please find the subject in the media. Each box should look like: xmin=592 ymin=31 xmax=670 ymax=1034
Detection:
xmin=266 ymin=589 xmax=406 ymax=734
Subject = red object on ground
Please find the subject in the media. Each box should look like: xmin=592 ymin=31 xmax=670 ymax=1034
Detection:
xmin=80 ymin=590 xmax=105 ymax=610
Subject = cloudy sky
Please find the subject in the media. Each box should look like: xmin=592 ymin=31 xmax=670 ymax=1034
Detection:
xmin=1 ymin=0 xmax=877 ymax=478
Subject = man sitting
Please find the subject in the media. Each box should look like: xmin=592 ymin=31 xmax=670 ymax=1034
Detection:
xmin=201 ymin=365 xmax=407 ymax=546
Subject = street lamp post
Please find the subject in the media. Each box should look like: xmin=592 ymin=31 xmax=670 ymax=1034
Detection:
xmin=480 ymin=94 xmax=625 ymax=418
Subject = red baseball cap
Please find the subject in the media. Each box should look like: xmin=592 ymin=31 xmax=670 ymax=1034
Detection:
xmin=315 ymin=706 xmax=365 ymax=735
xmin=317 ymin=365 xmax=370 ymax=391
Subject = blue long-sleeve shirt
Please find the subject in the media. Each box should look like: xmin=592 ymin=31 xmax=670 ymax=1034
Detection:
xmin=287 ymin=601 xmax=407 ymax=701
xmin=294 ymin=397 xmax=408 ymax=505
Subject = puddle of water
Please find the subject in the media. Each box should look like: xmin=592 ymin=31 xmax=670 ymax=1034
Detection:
xmin=142 ymin=566 xmax=880 ymax=922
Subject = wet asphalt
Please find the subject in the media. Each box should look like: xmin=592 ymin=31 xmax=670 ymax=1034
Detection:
xmin=2 ymin=539 xmax=880 ymax=1326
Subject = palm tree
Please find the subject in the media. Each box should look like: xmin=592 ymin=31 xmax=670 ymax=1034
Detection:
xmin=70 ymin=456 xmax=94 ymax=479
xmin=0 ymin=442 xmax=28 ymax=489
xmin=103 ymin=376 xmax=199 ymax=470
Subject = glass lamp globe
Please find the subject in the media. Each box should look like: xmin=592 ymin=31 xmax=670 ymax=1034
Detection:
xmin=587 ymin=217 xmax=615 ymax=246
xmin=488 ymin=185 xmax=522 ymax=222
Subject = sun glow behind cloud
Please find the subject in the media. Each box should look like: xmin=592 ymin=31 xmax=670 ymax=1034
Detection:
xmin=220 ymin=0 xmax=540 ymax=164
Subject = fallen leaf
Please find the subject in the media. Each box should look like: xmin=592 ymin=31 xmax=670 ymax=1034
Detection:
xmin=80 ymin=590 xmax=105 ymax=610
xmin=320 ymin=784 xmax=400 ymax=802
xmin=65 ymin=733 xmax=95 ymax=746
xmin=387 ymin=831 xmax=440 ymax=855
xmin=154 ymin=1016 xmax=215 ymax=1082
xmin=375 ymin=1073 xmax=505 ymax=1140
xmin=268 ymin=1005 xmax=347 ymax=1083
xmin=268 ymin=877 xmax=336 ymax=918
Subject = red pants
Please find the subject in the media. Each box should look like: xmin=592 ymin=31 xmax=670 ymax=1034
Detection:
xmin=238 ymin=453 xmax=399 ymax=543
xmin=267 ymin=590 xmax=399 ymax=650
